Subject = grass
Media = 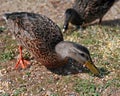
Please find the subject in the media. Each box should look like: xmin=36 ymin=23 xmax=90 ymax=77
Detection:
xmin=0 ymin=50 xmax=15 ymax=62
xmin=65 ymin=25 xmax=120 ymax=69
xmin=0 ymin=30 xmax=17 ymax=63
xmin=74 ymin=79 xmax=100 ymax=96
xmin=0 ymin=24 xmax=120 ymax=95
xmin=1 ymin=93 xmax=10 ymax=96
xmin=0 ymin=0 xmax=120 ymax=95
xmin=73 ymin=77 xmax=120 ymax=96
xmin=13 ymin=87 xmax=27 ymax=96
xmin=0 ymin=26 xmax=6 ymax=32
xmin=50 ymin=94 xmax=59 ymax=96
xmin=64 ymin=25 xmax=120 ymax=95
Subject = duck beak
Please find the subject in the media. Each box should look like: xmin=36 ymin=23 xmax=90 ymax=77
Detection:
xmin=62 ymin=23 xmax=68 ymax=33
xmin=63 ymin=14 xmax=70 ymax=33
xmin=62 ymin=28 xmax=66 ymax=33
xmin=84 ymin=61 xmax=99 ymax=75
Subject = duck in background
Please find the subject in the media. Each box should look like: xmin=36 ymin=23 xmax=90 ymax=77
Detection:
xmin=63 ymin=0 xmax=116 ymax=32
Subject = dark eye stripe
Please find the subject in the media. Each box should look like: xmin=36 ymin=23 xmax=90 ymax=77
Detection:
xmin=80 ymin=53 xmax=85 ymax=57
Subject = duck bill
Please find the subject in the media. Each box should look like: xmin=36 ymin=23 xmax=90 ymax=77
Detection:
xmin=62 ymin=22 xmax=68 ymax=33
xmin=85 ymin=61 xmax=99 ymax=75
xmin=62 ymin=14 xmax=71 ymax=33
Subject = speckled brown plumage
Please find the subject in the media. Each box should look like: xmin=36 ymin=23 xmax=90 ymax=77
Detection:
xmin=3 ymin=12 xmax=99 ymax=75
xmin=4 ymin=12 xmax=64 ymax=68
xmin=63 ymin=0 xmax=116 ymax=32
xmin=73 ymin=0 xmax=115 ymax=23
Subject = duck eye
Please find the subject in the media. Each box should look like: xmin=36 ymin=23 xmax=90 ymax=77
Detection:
xmin=80 ymin=53 xmax=89 ymax=60
xmin=80 ymin=53 xmax=85 ymax=57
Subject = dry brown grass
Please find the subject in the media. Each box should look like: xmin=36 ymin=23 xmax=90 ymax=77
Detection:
xmin=0 ymin=0 xmax=120 ymax=96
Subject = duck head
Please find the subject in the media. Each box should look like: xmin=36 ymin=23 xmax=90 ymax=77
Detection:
xmin=55 ymin=41 xmax=100 ymax=75
xmin=62 ymin=8 xmax=84 ymax=33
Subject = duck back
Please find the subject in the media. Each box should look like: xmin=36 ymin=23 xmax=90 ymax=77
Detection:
xmin=73 ymin=0 xmax=115 ymax=23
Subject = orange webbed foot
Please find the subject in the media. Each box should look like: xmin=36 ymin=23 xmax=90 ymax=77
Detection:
xmin=14 ymin=46 xmax=30 ymax=69
xmin=14 ymin=58 xmax=30 ymax=69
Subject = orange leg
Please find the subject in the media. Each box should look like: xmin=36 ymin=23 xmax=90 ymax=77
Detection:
xmin=14 ymin=46 xmax=30 ymax=69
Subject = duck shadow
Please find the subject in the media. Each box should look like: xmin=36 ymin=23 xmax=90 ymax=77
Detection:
xmin=92 ymin=19 xmax=120 ymax=27
xmin=99 ymin=67 xmax=110 ymax=76
xmin=47 ymin=61 xmax=86 ymax=76
xmin=63 ymin=19 xmax=120 ymax=36
xmin=47 ymin=59 xmax=110 ymax=78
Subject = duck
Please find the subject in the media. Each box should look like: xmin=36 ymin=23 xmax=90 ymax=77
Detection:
xmin=62 ymin=0 xmax=116 ymax=32
xmin=3 ymin=12 xmax=99 ymax=75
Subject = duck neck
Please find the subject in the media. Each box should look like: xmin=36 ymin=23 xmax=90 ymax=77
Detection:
xmin=63 ymin=8 xmax=84 ymax=32
xmin=70 ymin=9 xmax=84 ymax=25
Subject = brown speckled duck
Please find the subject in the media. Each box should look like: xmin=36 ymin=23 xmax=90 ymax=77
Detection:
xmin=3 ymin=12 xmax=99 ymax=75
xmin=63 ymin=0 xmax=116 ymax=32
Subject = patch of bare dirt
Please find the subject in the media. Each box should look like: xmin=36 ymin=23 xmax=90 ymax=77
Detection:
xmin=0 ymin=0 xmax=120 ymax=96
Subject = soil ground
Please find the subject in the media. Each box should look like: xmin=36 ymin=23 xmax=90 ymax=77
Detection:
xmin=0 ymin=0 xmax=120 ymax=96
